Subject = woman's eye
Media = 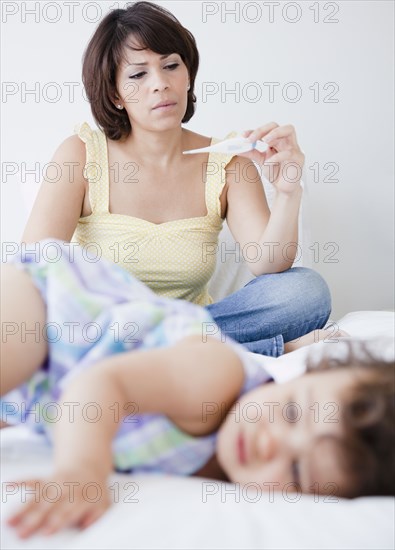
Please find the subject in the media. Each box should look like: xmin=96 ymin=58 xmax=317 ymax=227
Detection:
xmin=129 ymin=64 xmax=179 ymax=79
xmin=130 ymin=72 xmax=146 ymax=79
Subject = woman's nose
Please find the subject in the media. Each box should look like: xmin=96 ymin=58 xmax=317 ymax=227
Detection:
xmin=255 ymin=427 xmax=278 ymax=461
xmin=152 ymin=72 xmax=170 ymax=92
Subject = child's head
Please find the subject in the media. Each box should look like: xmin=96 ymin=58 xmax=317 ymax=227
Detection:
xmin=216 ymin=339 xmax=395 ymax=498
xmin=81 ymin=1 xmax=199 ymax=140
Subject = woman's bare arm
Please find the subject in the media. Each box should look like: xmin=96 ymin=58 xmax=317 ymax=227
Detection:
xmin=225 ymin=123 xmax=305 ymax=275
xmin=22 ymin=135 xmax=88 ymax=243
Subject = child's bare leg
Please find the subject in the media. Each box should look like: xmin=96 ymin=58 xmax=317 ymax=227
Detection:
xmin=284 ymin=327 xmax=350 ymax=353
xmin=1 ymin=265 xmax=48 ymax=396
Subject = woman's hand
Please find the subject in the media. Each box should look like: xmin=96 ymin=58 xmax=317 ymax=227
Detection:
xmin=6 ymin=468 xmax=111 ymax=538
xmin=238 ymin=122 xmax=305 ymax=195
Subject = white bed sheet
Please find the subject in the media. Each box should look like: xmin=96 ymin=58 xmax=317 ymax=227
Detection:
xmin=1 ymin=310 xmax=394 ymax=550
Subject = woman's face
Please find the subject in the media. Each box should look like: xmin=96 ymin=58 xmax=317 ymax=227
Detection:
xmin=115 ymin=37 xmax=190 ymax=133
xmin=216 ymin=368 xmax=357 ymax=497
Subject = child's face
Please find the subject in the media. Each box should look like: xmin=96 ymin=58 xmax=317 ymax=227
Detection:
xmin=216 ymin=368 xmax=355 ymax=496
xmin=115 ymin=35 xmax=190 ymax=132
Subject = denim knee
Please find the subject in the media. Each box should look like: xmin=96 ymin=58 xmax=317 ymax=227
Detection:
xmin=288 ymin=266 xmax=332 ymax=320
xmin=245 ymin=265 xmax=332 ymax=324
xmin=295 ymin=266 xmax=331 ymax=300
xmin=207 ymin=265 xmax=332 ymax=348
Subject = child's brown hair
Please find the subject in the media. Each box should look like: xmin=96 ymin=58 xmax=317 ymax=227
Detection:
xmin=306 ymin=338 xmax=395 ymax=498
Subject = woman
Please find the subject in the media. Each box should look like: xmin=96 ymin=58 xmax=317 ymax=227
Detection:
xmin=22 ymin=1 xmax=331 ymax=356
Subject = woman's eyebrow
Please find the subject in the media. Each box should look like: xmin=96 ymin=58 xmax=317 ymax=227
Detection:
xmin=127 ymin=54 xmax=174 ymax=67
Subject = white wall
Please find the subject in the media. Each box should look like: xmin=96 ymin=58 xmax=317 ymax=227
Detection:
xmin=1 ymin=0 xmax=394 ymax=319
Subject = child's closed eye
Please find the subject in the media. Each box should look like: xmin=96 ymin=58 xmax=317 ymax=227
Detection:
xmin=291 ymin=459 xmax=301 ymax=487
xmin=285 ymin=397 xmax=301 ymax=423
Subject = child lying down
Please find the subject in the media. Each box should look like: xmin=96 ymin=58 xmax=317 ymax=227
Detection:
xmin=1 ymin=239 xmax=394 ymax=538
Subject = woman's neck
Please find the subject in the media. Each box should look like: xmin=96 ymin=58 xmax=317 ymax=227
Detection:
xmin=121 ymin=126 xmax=187 ymax=170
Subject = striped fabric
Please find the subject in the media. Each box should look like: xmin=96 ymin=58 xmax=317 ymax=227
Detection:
xmin=1 ymin=240 xmax=272 ymax=475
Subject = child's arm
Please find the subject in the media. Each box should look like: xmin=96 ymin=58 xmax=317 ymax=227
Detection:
xmin=7 ymin=335 xmax=244 ymax=538
xmin=54 ymin=334 xmax=244 ymax=475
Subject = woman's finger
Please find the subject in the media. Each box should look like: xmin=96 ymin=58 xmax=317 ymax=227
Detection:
xmin=241 ymin=129 xmax=253 ymax=138
xmin=264 ymin=124 xmax=298 ymax=146
xmin=264 ymin=150 xmax=293 ymax=166
xmin=245 ymin=122 xmax=279 ymax=143
xmin=237 ymin=149 xmax=268 ymax=165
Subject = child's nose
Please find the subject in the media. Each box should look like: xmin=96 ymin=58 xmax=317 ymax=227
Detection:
xmin=255 ymin=427 xmax=278 ymax=462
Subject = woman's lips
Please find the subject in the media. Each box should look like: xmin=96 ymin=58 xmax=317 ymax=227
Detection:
xmin=238 ymin=431 xmax=247 ymax=465
xmin=152 ymin=103 xmax=177 ymax=111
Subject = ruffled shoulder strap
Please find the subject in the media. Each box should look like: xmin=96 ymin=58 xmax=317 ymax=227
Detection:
xmin=74 ymin=122 xmax=109 ymax=214
xmin=205 ymin=131 xmax=238 ymax=218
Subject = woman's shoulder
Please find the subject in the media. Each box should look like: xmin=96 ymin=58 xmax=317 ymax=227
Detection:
xmin=64 ymin=121 xmax=108 ymax=166
xmin=52 ymin=132 xmax=87 ymax=166
xmin=182 ymin=128 xmax=212 ymax=149
xmin=50 ymin=122 xmax=97 ymax=162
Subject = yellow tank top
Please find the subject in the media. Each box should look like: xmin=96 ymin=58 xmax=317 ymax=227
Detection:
xmin=72 ymin=122 xmax=237 ymax=305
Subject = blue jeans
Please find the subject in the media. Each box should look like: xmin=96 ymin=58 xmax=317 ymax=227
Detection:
xmin=205 ymin=267 xmax=331 ymax=357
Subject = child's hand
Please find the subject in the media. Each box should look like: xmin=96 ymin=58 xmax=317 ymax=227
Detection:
xmin=5 ymin=469 xmax=111 ymax=538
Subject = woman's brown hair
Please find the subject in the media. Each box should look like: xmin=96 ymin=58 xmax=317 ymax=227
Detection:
xmin=81 ymin=1 xmax=199 ymax=140
xmin=306 ymin=338 xmax=395 ymax=498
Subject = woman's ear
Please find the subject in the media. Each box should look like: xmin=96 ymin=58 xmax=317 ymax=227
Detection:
xmin=112 ymin=94 xmax=124 ymax=110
